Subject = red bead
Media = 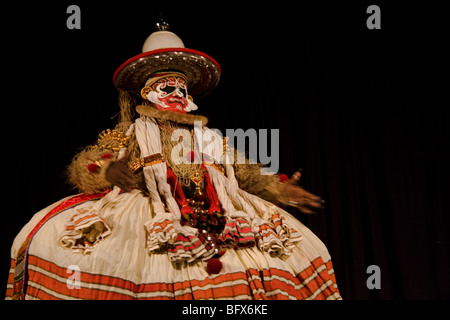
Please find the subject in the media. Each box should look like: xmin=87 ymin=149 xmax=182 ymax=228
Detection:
xmin=279 ymin=173 xmax=289 ymax=182
xmin=87 ymin=163 xmax=100 ymax=173
xmin=101 ymin=153 xmax=113 ymax=159
xmin=206 ymin=258 xmax=223 ymax=274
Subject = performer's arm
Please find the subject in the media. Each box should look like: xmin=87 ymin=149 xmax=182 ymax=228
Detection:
xmin=67 ymin=145 xmax=117 ymax=194
xmin=67 ymin=128 xmax=135 ymax=194
xmin=232 ymin=149 xmax=324 ymax=214
xmin=232 ymin=152 xmax=287 ymax=206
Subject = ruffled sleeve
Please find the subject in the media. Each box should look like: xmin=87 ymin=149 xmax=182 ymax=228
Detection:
xmin=59 ymin=206 xmax=112 ymax=254
xmin=145 ymin=212 xmax=216 ymax=263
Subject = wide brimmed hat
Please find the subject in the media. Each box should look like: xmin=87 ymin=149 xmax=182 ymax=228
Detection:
xmin=113 ymin=26 xmax=221 ymax=97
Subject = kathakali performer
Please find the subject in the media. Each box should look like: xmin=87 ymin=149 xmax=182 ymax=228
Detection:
xmin=6 ymin=21 xmax=341 ymax=300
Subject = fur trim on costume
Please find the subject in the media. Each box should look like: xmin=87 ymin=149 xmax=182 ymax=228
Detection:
xmin=136 ymin=104 xmax=208 ymax=126
xmin=67 ymin=147 xmax=115 ymax=194
xmin=232 ymin=149 xmax=287 ymax=206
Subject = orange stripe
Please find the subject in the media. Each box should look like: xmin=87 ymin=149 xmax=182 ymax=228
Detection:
xmin=261 ymin=269 xmax=307 ymax=299
xmin=258 ymin=226 xmax=278 ymax=238
xmin=26 ymin=284 xmax=61 ymax=300
xmin=259 ymin=225 xmax=273 ymax=231
xmin=192 ymin=283 xmax=251 ymax=299
xmin=5 ymin=260 xmax=15 ymax=298
xmin=245 ymin=268 xmax=267 ymax=299
xmin=27 ymin=266 xmax=251 ymax=300
xmin=295 ymin=257 xmax=340 ymax=299
xmin=150 ymin=220 xmax=174 ymax=235
xmin=28 ymin=256 xmax=149 ymax=294
xmin=158 ymin=219 xmax=172 ymax=229
xmin=27 ymin=256 xmax=252 ymax=299
xmin=28 ymin=255 xmax=253 ymax=299
xmin=237 ymin=236 xmax=255 ymax=243
xmin=153 ymin=225 xmax=174 ymax=234
xmin=73 ymin=213 xmax=101 ymax=225
xmin=27 ymin=269 xmax=134 ymax=300
xmin=24 ymin=254 xmax=339 ymax=300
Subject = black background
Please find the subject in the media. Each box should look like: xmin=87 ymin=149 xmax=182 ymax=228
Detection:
xmin=1 ymin=1 xmax=448 ymax=300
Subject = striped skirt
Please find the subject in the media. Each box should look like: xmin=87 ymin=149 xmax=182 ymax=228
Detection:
xmin=5 ymin=190 xmax=341 ymax=300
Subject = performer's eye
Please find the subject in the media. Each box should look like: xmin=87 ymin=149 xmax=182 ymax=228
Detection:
xmin=160 ymin=85 xmax=186 ymax=97
xmin=160 ymin=86 xmax=175 ymax=94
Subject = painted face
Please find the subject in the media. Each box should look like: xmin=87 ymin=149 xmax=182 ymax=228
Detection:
xmin=147 ymin=76 xmax=197 ymax=114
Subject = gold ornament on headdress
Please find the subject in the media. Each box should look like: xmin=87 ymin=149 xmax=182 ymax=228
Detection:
xmin=94 ymin=129 xmax=130 ymax=152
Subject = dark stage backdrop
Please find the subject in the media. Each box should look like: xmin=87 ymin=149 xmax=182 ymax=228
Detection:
xmin=1 ymin=1 xmax=448 ymax=299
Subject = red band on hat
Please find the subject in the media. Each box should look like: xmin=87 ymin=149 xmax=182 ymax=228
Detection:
xmin=113 ymin=47 xmax=221 ymax=86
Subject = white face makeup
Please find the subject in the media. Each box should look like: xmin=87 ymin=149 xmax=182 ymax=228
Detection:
xmin=146 ymin=75 xmax=197 ymax=113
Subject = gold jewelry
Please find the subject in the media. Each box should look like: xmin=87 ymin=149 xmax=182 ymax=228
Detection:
xmin=190 ymin=170 xmax=203 ymax=196
xmin=223 ymin=136 xmax=230 ymax=156
xmin=140 ymin=85 xmax=153 ymax=100
xmin=95 ymin=129 xmax=129 ymax=152
xmin=128 ymin=153 xmax=165 ymax=173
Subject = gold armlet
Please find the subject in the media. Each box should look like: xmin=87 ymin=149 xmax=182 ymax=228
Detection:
xmin=128 ymin=153 xmax=165 ymax=173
